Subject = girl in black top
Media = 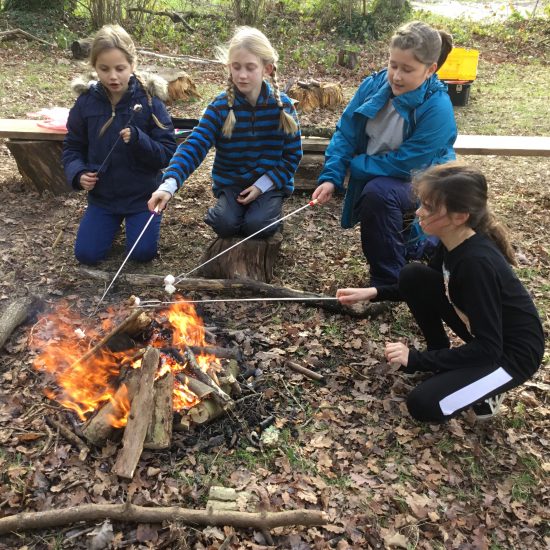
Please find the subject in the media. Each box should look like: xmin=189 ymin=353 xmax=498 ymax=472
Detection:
xmin=338 ymin=163 xmax=544 ymax=422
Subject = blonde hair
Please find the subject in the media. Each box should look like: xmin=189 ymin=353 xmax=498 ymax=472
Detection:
xmin=90 ymin=24 xmax=166 ymax=137
xmin=216 ymin=26 xmax=298 ymax=138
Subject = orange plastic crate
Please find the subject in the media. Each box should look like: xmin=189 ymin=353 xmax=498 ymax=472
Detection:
xmin=437 ymin=48 xmax=479 ymax=82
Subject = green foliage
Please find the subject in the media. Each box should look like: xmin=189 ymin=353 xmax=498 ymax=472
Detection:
xmin=2 ymin=0 xmax=63 ymax=10
xmin=365 ymin=0 xmax=412 ymax=38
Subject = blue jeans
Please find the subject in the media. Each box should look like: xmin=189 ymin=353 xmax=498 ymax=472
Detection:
xmin=358 ymin=176 xmax=416 ymax=286
xmin=205 ymin=186 xmax=285 ymax=238
xmin=75 ymin=204 xmax=161 ymax=265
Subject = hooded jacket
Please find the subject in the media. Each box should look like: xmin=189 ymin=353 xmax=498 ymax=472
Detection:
xmin=319 ymin=69 xmax=457 ymax=228
xmin=62 ymin=74 xmax=176 ymax=215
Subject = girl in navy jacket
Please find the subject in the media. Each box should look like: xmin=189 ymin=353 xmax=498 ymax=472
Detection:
xmin=63 ymin=24 xmax=176 ymax=265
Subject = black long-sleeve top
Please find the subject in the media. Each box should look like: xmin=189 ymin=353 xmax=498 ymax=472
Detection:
xmin=407 ymin=233 xmax=544 ymax=379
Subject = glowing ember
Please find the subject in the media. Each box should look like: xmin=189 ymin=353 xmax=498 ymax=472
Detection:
xmin=31 ymin=296 xmax=219 ymax=427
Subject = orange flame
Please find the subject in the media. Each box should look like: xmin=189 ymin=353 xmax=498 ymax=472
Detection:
xmin=31 ymin=297 xmax=219 ymax=426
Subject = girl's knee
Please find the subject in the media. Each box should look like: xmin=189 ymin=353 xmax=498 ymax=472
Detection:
xmin=242 ymin=218 xmax=279 ymax=237
xmin=75 ymin=245 xmax=104 ymax=265
xmin=406 ymin=388 xmax=446 ymax=423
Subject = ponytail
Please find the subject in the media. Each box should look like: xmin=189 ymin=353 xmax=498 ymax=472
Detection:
xmin=436 ymin=30 xmax=453 ymax=70
xmin=476 ymin=210 xmax=517 ymax=265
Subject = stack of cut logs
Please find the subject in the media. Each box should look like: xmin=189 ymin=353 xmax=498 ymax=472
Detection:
xmin=76 ymin=308 xmax=242 ymax=480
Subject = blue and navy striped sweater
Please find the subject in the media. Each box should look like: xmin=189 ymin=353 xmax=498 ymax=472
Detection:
xmin=163 ymin=81 xmax=303 ymax=196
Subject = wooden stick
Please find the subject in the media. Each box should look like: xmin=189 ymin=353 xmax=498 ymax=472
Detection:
xmin=79 ymin=268 xmax=385 ymax=318
xmin=70 ymin=309 xmax=142 ymax=369
xmin=0 ymin=28 xmax=56 ymax=47
xmin=0 ymin=502 xmax=327 ymax=535
xmin=144 ymin=372 xmax=174 ymax=450
xmin=44 ymin=417 xmax=89 ymax=453
xmin=189 ymin=345 xmax=241 ymax=360
xmin=286 ymin=361 xmax=326 ymax=382
xmin=113 ymin=347 xmax=159 ymax=479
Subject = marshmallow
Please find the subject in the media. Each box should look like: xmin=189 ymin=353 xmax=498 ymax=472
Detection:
xmin=74 ymin=328 xmax=86 ymax=339
xmin=164 ymin=274 xmax=175 ymax=285
xmin=165 ymin=284 xmax=176 ymax=295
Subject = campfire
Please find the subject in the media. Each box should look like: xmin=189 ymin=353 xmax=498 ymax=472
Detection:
xmin=30 ymin=296 xmax=241 ymax=479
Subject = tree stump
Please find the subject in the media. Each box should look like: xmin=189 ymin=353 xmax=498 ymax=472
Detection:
xmin=5 ymin=140 xmax=67 ymax=195
xmin=71 ymin=38 xmax=92 ymax=60
xmin=198 ymin=232 xmax=283 ymax=283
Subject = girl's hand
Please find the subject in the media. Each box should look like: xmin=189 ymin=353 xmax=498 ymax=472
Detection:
xmin=120 ymin=127 xmax=132 ymax=144
xmin=384 ymin=342 xmax=409 ymax=367
xmin=79 ymin=172 xmax=98 ymax=191
xmin=312 ymin=182 xmax=335 ymax=205
xmin=336 ymin=287 xmax=378 ymax=305
xmin=148 ymin=190 xmax=172 ymax=213
xmin=237 ymin=185 xmax=261 ymax=205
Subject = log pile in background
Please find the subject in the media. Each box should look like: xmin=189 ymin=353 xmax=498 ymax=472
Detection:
xmin=287 ymin=80 xmax=344 ymax=113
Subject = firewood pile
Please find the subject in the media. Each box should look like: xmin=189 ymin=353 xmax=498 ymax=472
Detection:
xmin=287 ymin=80 xmax=344 ymax=113
xmin=30 ymin=297 xmax=271 ymax=480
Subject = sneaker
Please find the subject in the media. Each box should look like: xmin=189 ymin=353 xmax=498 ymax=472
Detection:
xmin=472 ymin=394 xmax=505 ymax=420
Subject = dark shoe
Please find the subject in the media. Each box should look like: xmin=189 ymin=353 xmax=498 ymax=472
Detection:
xmin=472 ymin=394 xmax=505 ymax=420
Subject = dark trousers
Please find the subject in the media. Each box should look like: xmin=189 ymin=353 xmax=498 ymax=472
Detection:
xmin=399 ymin=263 xmax=525 ymax=422
xmin=358 ymin=176 xmax=416 ymax=286
xmin=205 ymin=187 xmax=285 ymax=238
xmin=75 ymin=203 xmax=161 ymax=265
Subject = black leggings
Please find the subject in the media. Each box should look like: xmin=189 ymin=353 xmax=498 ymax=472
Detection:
xmin=399 ymin=263 xmax=525 ymax=422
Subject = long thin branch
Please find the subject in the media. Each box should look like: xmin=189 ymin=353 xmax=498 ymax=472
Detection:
xmin=0 ymin=29 xmax=56 ymax=47
xmin=0 ymin=503 xmax=327 ymax=535
xmin=136 ymin=49 xmax=223 ymax=65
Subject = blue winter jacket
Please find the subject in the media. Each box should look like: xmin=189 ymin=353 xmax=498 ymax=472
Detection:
xmin=63 ymin=75 xmax=176 ymax=215
xmin=319 ymin=69 xmax=457 ymax=228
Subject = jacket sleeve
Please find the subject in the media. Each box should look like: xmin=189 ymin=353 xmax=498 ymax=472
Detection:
xmin=62 ymin=97 xmax=89 ymax=189
xmin=349 ymin=93 xmax=457 ymax=180
xmin=162 ymin=102 xmax=222 ymax=189
xmin=318 ymin=76 xmax=374 ymax=189
xmin=128 ymin=97 xmax=176 ymax=170
xmin=264 ymin=101 xmax=302 ymax=191
xmin=408 ymin=257 xmax=505 ymax=372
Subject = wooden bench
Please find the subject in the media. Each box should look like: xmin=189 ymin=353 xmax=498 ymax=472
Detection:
xmin=1 ymin=118 xmax=549 ymax=194
xmin=295 ymin=134 xmax=550 ymax=190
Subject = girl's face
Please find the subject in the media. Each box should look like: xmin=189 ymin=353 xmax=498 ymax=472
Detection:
xmin=388 ymin=48 xmax=436 ymax=96
xmin=95 ymin=47 xmax=134 ymax=101
xmin=416 ymin=198 xmax=453 ymax=237
xmin=229 ymin=47 xmax=273 ymax=104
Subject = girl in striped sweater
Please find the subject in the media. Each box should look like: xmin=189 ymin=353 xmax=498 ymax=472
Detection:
xmin=148 ymin=26 xmax=302 ymax=238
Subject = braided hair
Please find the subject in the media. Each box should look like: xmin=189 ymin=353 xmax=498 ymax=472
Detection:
xmin=90 ymin=24 xmax=166 ymax=137
xmin=217 ymin=26 xmax=298 ymax=138
xmin=413 ymin=162 xmax=516 ymax=265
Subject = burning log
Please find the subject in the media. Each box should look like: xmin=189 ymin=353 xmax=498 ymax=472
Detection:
xmin=81 ymin=367 xmax=142 ymax=446
xmin=219 ymin=359 xmax=241 ymax=396
xmin=144 ymin=371 xmax=174 ymax=450
xmin=71 ymin=309 xmax=144 ymax=369
xmin=0 ymin=502 xmax=328 ymax=535
xmin=113 ymin=347 xmax=159 ymax=479
xmin=185 ymin=347 xmax=232 ymax=407
xmin=187 ymin=399 xmax=224 ymax=425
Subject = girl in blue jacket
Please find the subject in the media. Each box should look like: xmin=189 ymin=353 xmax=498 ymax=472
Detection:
xmin=148 ymin=26 xmax=302 ymax=238
xmin=63 ymin=25 xmax=176 ymax=265
xmin=313 ymin=21 xmax=457 ymax=289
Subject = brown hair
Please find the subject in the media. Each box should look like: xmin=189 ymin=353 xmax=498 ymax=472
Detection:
xmin=391 ymin=20 xmax=453 ymax=70
xmin=90 ymin=24 xmax=166 ymax=136
xmin=216 ymin=26 xmax=298 ymax=138
xmin=413 ymin=162 xmax=516 ymax=264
